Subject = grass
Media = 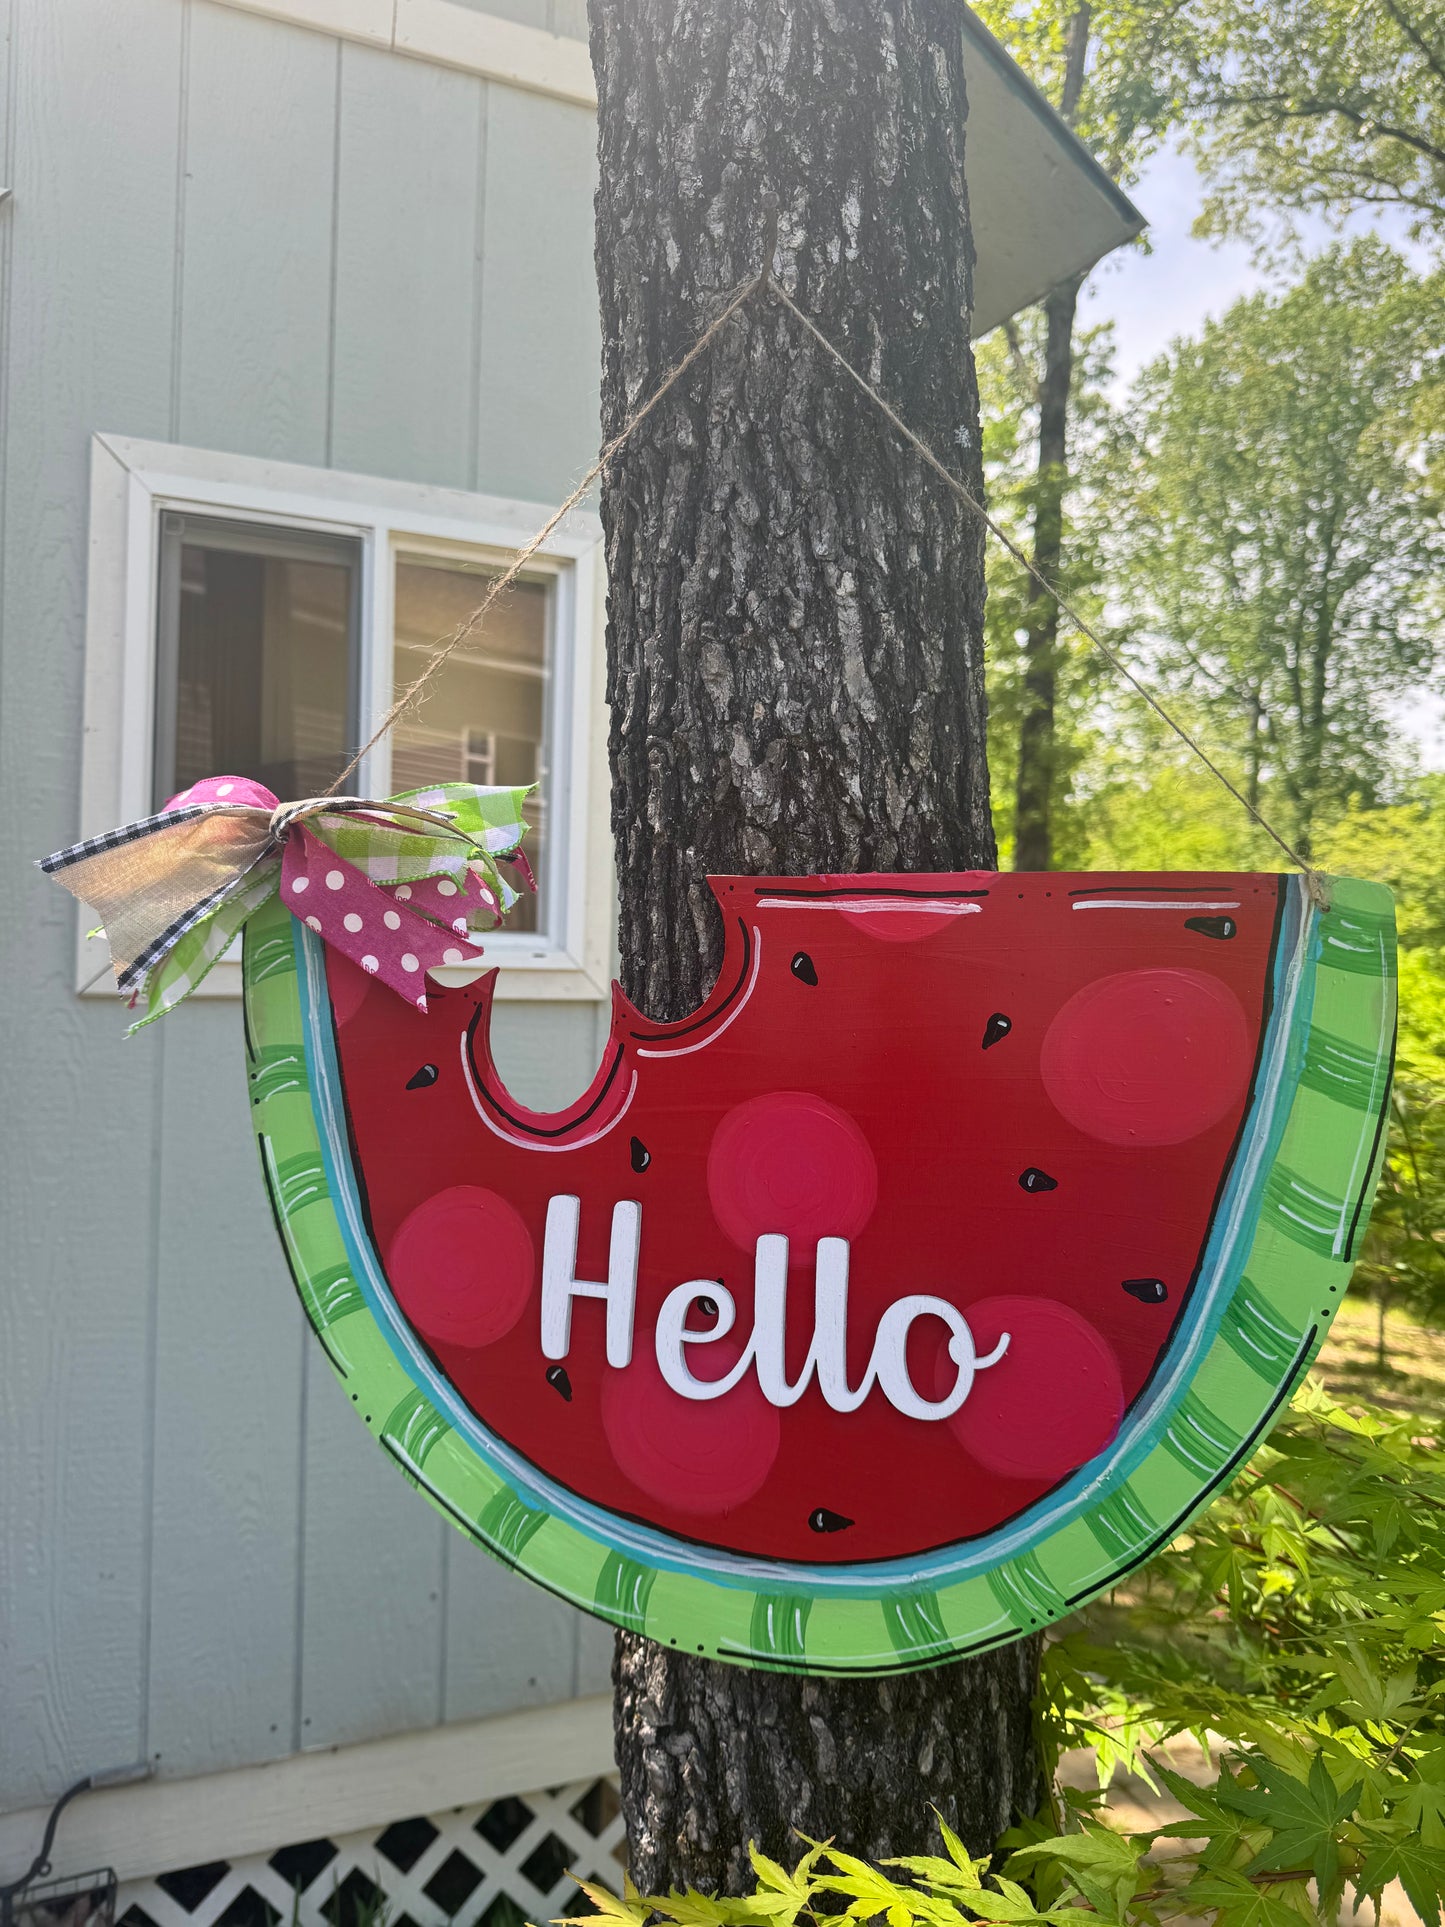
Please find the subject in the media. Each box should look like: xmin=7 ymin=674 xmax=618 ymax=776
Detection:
xmin=1314 ymin=1297 xmax=1445 ymax=1416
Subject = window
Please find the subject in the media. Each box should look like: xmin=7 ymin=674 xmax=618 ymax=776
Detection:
xmin=391 ymin=559 xmax=551 ymax=934
xmin=154 ymin=515 xmax=362 ymax=806
xmin=77 ymin=436 xmax=609 ymax=1001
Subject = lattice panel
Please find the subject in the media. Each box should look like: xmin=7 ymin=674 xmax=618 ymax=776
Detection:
xmin=115 ymin=1778 xmax=626 ymax=1927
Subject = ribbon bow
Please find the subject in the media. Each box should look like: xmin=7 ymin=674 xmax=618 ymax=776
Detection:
xmin=39 ymin=774 xmax=535 ymax=1031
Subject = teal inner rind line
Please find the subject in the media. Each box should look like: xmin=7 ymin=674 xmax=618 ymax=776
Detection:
xmin=280 ymin=878 xmax=1354 ymax=1602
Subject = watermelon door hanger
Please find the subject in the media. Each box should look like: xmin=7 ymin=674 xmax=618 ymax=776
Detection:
xmin=248 ymin=860 xmax=1394 ymax=1674
xmin=41 ymin=786 xmax=1396 ymax=1674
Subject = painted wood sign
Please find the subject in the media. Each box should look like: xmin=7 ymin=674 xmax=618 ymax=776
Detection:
xmin=242 ymin=868 xmax=1396 ymax=1675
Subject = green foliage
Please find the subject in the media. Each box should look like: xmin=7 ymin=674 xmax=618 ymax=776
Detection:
xmin=968 ymin=0 xmax=1186 ymax=184
xmin=968 ymin=0 xmax=1191 ymax=868
xmin=1039 ymin=1382 xmax=1445 ymax=1921
xmin=976 ymin=318 xmax=1116 ymax=866
xmin=573 ymin=1388 xmax=1445 ymax=1927
xmin=1167 ymin=0 xmax=1445 ymax=247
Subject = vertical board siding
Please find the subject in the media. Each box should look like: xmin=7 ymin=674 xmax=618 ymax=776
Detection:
xmin=476 ymin=85 xmax=600 ymax=504
xmin=0 ymin=0 xmax=183 ymax=1807
xmin=441 ymin=1531 xmax=583 ymax=1726
xmin=1 ymin=0 xmax=611 ymax=1815
xmin=296 ymin=1353 xmax=449 ymax=1751
xmin=146 ymin=1007 xmax=306 ymax=1777
xmin=176 ymin=3 xmax=340 ymax=464
xmin=330 ymin=45 xmax=485 ymax=486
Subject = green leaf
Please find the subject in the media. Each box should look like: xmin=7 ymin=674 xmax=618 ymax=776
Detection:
xmin=1217 ymin=1752 xmax=1363 ymax=1908
xmin=1171 ymin=1868 xmax=1311 ymax=1927
xmin=1356 ymin=1831 xmax=1445 ymax=1927
xmin=562 ymin=1877 xmax=653 ymax=1927
xmin=1392 ymin=1744 xmax=1445 ymax=1850
xmin=1005 ymin=1821 xmax=1146 ymax=1921
xmin=746 ymin=1839 xmax=829 ymax=1925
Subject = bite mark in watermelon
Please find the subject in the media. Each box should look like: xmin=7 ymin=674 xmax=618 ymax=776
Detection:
xmin=243 ymin=868 xmax=1396 ymax=1672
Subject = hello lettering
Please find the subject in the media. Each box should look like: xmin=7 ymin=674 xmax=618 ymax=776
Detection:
xmin=540 ymin=1196 xmax=1010 ymax=1421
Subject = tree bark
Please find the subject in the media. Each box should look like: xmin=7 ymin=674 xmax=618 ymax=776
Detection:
xmin=588 ymin=0 xmax=1043 ymax=1894
xmin=612 ymin=1633 xmax=1043 ymax=1894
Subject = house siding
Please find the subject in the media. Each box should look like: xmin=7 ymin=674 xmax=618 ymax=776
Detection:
xmin=0 ymin=0 xmax=613 ymax=1813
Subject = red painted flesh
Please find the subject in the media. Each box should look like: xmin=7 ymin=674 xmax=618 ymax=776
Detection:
xmin=326 ymin=873 xmax=1283 ymax=1564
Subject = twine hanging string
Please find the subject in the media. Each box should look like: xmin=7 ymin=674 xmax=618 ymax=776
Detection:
xmin=762 ymin=281 xmax=1329 ymax=908
xmin=329 ymin=267 xmax=771 ymax=797
xmin=339 ymin=254 xmax=1328 ymax=910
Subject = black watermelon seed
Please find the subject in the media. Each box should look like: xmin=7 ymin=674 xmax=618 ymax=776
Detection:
xmin=629 ymin=1135 xmax=651 ymax=1173
xmin=809 ymin=1508 xmax=854 ymax=1534
xmin=1019 ymin=1167 xmax=1059 ymax=1193
xmin=1122 ymin=1277 xmax=1168 ymax=1305
xmin=1185 ymin=916 xmax=1237 ymax=941
xmin=791 ymin=950 xmax=819 ymax=986
xmin=982 ymin=1012 xmax=1012 ymax=1050
xmin=406 ymin=1063 xmax=439 ymax=1090
xmin=545 ymin=1365 xmax=573 ymax=1401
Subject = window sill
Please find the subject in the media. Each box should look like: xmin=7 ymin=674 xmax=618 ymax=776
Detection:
xmin=75 ymin=433 xmax=615 ymax=1013
xmin=76 ymin=932 xmax=611 ymax=1007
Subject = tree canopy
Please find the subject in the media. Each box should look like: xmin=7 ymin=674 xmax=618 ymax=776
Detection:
xmin=1104 ymin=240 xmax=1444 ymax=856
xmin=1173 ymin=0 xmax=1445 ymax=246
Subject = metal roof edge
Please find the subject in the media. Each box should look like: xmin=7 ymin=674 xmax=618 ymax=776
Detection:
xmin=958 ymin=2 xmax=1147 ymax=241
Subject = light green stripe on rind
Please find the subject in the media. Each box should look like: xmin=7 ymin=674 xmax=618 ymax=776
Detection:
xmin=597 ymin=1554 xmax=656 ymax=1634
xmin=885 ymin=1590 xmax=955 ymax=1662
xmin=242 ymin=874 xmax=1397 ymax=1675
xmin=1085 ymin=1486 xmax=1160 ymax=1564
xmin=478 ymin=1488 xmax=550 ymax=1563
xmin=987 ymin=1557 xmax=1067 ymax=1629
xmin=1299 ymin=1028 xmax=1389 ymax=1110
xmin=1218 ymin=1275 xmax=1307 ymax=1379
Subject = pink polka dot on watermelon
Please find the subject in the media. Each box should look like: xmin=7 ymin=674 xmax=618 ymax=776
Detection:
xmin=945 ymin=1296 xmax=1124 ymax=1483
xmin=326 ymin=952 xmax=373 ymax=1025
xmin=387 ymin=1185 xmax=534 ymax=1349
xmin=707 ymin=1091 xmax=878 ymax=1252
xmin=1039 ymin=967 xmax=1252 ymax=1148
xmin=601 ymin=1331 xmax=781 ymax=1515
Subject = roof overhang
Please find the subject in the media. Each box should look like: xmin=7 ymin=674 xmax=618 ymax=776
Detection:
xmin=960 ymin=6 xmax=1145 ymax=335
xmin=213 ymin=0 xmax=1143 ymax=337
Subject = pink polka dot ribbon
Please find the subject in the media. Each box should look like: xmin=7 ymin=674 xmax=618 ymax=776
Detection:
xmin=281 ymin=824 xmax=492 ymax=1011
xmin=38 ymin=771 xmax=534 ymax=1029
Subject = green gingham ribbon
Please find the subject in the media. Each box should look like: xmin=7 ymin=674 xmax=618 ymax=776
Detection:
xmin=40 ymin=777 xmax=534 ymax=1031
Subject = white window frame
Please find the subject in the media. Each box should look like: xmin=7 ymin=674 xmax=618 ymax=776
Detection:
xmin=76 ymin=433 xmax=613 ymax=1003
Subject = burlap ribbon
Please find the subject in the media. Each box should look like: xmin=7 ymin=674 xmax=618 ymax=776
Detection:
xmin=39 ymin=774 xmax=534 ymax=1030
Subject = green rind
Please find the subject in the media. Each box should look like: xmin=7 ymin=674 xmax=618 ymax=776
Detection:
xmin=242 ymin=873 xmax=1397 ymax=1674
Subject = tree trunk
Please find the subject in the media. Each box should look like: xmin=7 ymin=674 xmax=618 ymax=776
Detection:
xmin=1012 ymin=274 xmax=1081 ymax=872
xmin=588 ymin=0 xmax=1042 ymax=1894
xmin=1011 ymin=3 xmax=1089 ymax=874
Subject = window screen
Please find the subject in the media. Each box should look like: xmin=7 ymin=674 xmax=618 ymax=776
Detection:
xmin=391 ymin=560 xmax=551 ymax=935
xmin=153 ymin=513 xmax=361 ymax=808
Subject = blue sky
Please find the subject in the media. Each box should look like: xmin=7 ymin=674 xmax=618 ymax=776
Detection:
xmin=1081 ymin=143 xmax=1272 ymax=386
